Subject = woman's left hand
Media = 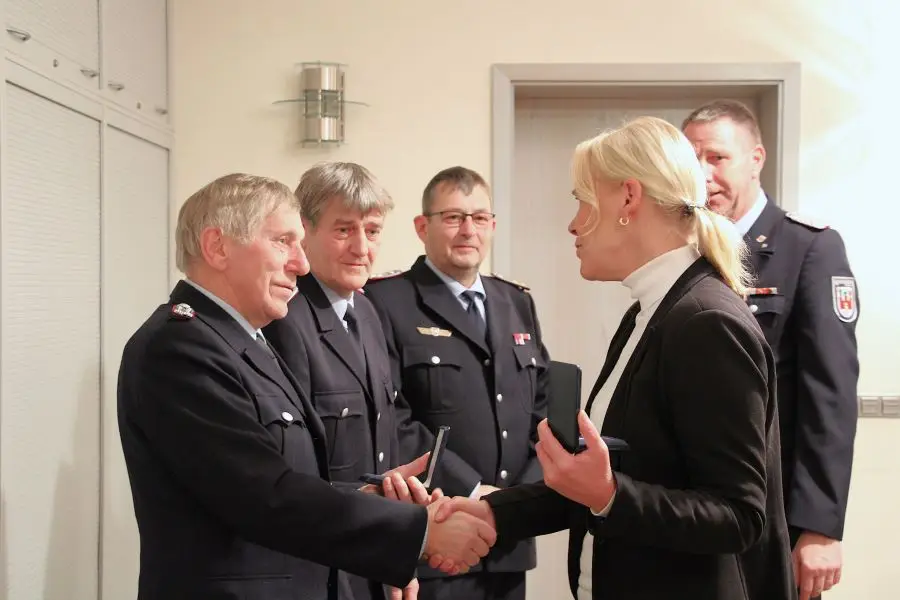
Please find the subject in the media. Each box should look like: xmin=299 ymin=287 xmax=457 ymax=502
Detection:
xmin=536 ymin=410 xmax=617 ymax=512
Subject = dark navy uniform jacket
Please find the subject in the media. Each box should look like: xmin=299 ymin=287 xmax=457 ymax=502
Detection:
xmin=743 ymin=199 xmax=859 ymax=542
xmin=262 ymin=273 xmax=409 ymax=600
xmin=363 ymin=255 xmax=550 ymax=579
xmin=117 ymin=280 xmax=427 ymax=600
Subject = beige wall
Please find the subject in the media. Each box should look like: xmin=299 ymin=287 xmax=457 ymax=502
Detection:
xmin=171 ymin=0 xmax=899 ymax=597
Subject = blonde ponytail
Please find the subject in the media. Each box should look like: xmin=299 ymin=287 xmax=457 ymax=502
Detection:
xmin=693 ymin=206 xmax=751 ymax=295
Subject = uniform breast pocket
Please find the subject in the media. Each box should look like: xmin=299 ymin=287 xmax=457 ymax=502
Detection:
xmin=747 ymin=294 xmax=786 ymax=340
xmin=402 ymin=345 xmax=464 ymax=414
xmin=381 ymin=380 xmax=399 ymax=426
xmin=313 ymin=390 xmax=367 ymax=472
xmin=254 ymin=393 xmax=316 ymax=474
xmin=512 ymin=345 xmax=545 ymax=413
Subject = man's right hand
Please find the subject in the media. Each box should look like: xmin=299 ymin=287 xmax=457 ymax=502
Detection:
xmin=434 ymin=497 xmax=496 ymax=529
xmin=423 ymin=498 xmax=496 ymax=574
xmin=425 ymin=498 xmax=497 ymax=574
xmin=360 ymin=453 xmax=436 ymax=504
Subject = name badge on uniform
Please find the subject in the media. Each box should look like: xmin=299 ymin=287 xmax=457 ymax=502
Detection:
xmin=417 ymin=326 xmax=452 ymax=337
xmin=513 ymin=333 xmax=532 ymax=345
xmin=746 ymin=287 xmax=779 ymax=296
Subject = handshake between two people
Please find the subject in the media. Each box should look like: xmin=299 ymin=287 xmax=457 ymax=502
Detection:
xmin=360 ymin=452 xmax=498 ymax=577
xmin=361 ymin=412 xmax=618 ymax=598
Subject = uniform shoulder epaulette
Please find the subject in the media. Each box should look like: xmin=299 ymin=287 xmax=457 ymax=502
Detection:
xmin=368 ymin=269 xmax=405 ymax=282
xmin=169 ymin=302 xmax=195 ymax=320
xmin=488 ymin=272 xmax=530 ymax=292
xmin=785 ymin=212 xmax=830 ymax=231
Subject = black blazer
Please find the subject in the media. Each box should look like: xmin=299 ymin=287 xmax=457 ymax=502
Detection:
xmin=484 ymin=259 xmax=796 ymax=600
xmin=744 ymin=199 xmax=859 ymax=542
xmin=363 ymin=255 xmax=550 ymax=578
xmin=117 ymin=281 xmax=427 ymax=600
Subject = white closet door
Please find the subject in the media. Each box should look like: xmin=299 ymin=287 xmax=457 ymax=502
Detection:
xmin=103 ymin=0 xmax=168 ymax=120
xmin=100 ymin=125 xmax=170 ymax=600
xmin=6 ymin=0 xmax=100 ymax=79
xmin=1 ymin=83 xmax=101 ymax=600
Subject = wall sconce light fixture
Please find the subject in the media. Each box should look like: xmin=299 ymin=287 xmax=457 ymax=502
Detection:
xmin=273 ymin=61 xmax=368 ymax=147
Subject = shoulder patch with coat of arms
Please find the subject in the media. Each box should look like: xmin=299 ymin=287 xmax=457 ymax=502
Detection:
xmin=786 ymin=212 xmax=830 ymax=230
xmin=489 ymin=272 xmax=530 ymax=292
xmin=169 ymin=302 xmax=195 ymax=320
xmin=832 ymin=276 xmax=859 ymax=323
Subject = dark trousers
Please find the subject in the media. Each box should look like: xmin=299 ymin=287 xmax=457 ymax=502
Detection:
xmin=348 ymin=573 xmax=378 ymax=600
xmin=418 ymin=572 xmax=526 ymax=600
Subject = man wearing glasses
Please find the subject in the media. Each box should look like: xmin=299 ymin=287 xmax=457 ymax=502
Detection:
xmin=364 ymin=166 xmax=551 ymax=600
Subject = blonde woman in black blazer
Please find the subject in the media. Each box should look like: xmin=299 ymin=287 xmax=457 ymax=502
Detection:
xmin=430 ymin=116 xmax=796 ymax=600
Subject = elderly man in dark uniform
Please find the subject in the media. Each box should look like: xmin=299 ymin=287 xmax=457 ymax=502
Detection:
xmin=263 ymin=161 xmax=441 ymax=600
xmin=117 ymin=172 xmax=496 ymax=600
xmin=683 ymin=100 xmax=860 ymax=600
xmin=364 ymin=166 xmax=551 ymax=600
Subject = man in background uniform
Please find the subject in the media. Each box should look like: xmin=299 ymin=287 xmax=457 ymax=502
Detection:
xmin=262 ymin=162 xmax=430 ymax=600
xmin=683 ymin=100 xmax=860 ymax=600
xmin=364 ymin=166 xmax=550 ymax=600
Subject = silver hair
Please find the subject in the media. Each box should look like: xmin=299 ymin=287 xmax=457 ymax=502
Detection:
xmin=175 ymin=173 xmax=298 ymax=272
xmin=295 ymin=161 xmax=393 ymax=227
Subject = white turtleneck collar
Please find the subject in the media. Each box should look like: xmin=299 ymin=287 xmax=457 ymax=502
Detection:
xmin=622 ymin=243 xmax=701 ymax=319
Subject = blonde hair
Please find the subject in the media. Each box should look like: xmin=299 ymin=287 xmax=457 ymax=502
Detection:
xmin=572 ymin=116 xmax=750 ymax=295
xmin=175 ymin=173 xmax=298 ymax=272
xmin=295 ymin=161 xmax=393 ymax=227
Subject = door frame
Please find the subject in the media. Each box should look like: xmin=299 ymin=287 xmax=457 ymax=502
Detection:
xmin=490 ymin=62 xmax=801 ymax=275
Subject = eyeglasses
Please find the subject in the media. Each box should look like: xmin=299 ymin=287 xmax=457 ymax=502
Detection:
xmin=424 ymin=210 xmax=495 ymax=228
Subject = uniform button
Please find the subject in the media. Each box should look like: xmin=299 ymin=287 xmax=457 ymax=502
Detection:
xmin=750 ymin=304 xmax=758 ymax=313
xmin=431 ymin=356 xmax=441 ymax=364
xmin=393 ymin=390 xmax=398 ymax=400
xmin=500 ymin=470 xmax=508 ymax=480
xmin=281 ymin=411 xmax=294 ymax=422
xmin=340 ymin=407 xmax=349 ymax=418
xmin=378 ymin=451 xmax=385 ymax=463
xmin=484 ymin=358 xmax=491 ymax=367
xmin=531 ymin=357 xmax=536 ymax=366
xmin=502 ymin=430 xmax=508 ymax=439
xmin=496 ymin=394 xmax=503 ymax=402
xmin=377 ymin=411 xmax=381 ymax=421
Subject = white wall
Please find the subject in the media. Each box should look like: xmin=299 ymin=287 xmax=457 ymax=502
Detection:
xmin=188 ymin=0 xmax=900 ymax=596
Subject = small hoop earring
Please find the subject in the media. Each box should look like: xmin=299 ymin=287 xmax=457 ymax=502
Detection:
xmin=618 ymin=217 xmax=630 ymax=226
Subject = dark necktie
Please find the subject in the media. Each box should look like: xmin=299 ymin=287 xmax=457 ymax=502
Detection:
xmin=343 ymin=304 xmax=367 ymax=372
xmin=256 ymin=333 xmax=275 ymax=358
xmin=461 ymin=290 xmax=486 ymax=337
